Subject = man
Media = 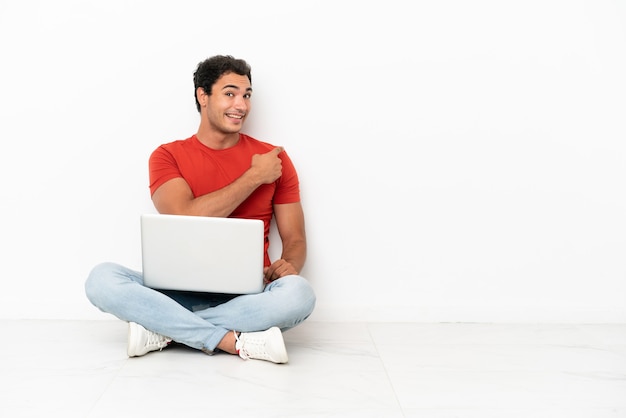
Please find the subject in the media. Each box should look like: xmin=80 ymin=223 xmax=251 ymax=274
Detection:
xmin=85 ymin=55 xmax=316 ymax=364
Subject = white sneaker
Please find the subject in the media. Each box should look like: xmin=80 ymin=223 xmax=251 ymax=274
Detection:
xmin=127 ymin=322 xmax=172 ymax=357
xmin=235 ymin=327 xmax=288 ymax=364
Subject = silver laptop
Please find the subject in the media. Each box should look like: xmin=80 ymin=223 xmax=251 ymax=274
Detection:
xmin=140 ymin=214 xmax=265 ymax=294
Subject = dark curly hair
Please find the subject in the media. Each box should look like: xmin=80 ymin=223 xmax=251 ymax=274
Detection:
xmin=193 ymin=55 xmax=252 ymax=112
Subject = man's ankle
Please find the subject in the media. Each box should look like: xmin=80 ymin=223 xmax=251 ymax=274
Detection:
xmin=216 ymin=330 xmax=238 ymax=354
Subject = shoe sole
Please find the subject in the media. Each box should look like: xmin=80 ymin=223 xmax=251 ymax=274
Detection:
xmin=127 ymin=322 xmax=142 ymax=357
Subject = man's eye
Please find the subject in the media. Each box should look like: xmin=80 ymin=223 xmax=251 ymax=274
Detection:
xmin=225 ymin=92 xmax=234 ymax=97
xmin=244 ymin=93 xmax=252 ymax=99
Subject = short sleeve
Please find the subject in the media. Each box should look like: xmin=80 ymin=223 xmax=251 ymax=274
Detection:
xmin=273 ymin=151 xmax=301 ymax=204
xmin=149 ymin=146 xmax=182 ymax=196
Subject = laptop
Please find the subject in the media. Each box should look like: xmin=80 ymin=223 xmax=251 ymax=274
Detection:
xmin=140 ymin=213 xmax=266 ymax=294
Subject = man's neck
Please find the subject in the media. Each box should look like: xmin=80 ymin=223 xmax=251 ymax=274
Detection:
xmin=196 ymin=127 xmax=240 ymax=150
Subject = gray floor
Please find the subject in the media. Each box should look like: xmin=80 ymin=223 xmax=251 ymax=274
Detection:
xmin=1 ymin=319 xmax=625 ymax=417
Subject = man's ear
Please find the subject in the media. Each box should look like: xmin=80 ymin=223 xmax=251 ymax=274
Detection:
xmin=196 ymin=87 xmax=208 ymax=107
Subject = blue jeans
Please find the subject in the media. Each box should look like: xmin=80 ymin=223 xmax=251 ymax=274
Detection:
xmin=85 ymin=262 xmax=316 ymax=352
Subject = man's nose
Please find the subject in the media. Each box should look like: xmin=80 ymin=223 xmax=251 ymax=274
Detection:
xmin=234 ymin=95 xmax=248 ymax=110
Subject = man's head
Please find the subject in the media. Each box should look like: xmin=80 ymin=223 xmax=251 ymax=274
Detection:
xmin=193 ymin=55 xmax=252 ymax=112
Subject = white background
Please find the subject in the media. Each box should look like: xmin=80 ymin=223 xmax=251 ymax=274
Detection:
xmin=0 ymin=0 xmax=624 ymax=322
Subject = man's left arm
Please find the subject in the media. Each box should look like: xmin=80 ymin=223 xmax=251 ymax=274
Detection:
xmin=263 ymin=202 xmax=307 ymax=283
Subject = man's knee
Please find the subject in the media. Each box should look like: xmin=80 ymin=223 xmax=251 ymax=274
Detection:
xmin=84 ymin=262 xmax=120 ymax=307
xmin=276 ymin=275 xmax=316 ymax=321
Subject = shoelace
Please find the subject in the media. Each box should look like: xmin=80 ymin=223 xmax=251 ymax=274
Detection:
xmin=234 ymin=331 xmax=248 ymax=359
xmin=146 ymin=330 xmax=170 ymax=351
xmin=235 ymin=331 xmax=270 ymax=360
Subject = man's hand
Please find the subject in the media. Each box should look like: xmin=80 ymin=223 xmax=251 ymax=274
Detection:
xmin=250 ymin=147 xmax=284 ymax=185
xmin=264 ymin=258 xmax=298 ymax=283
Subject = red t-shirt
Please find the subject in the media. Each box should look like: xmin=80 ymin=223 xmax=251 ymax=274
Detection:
xmin=149 ymin=133 xmax=300 ymax=265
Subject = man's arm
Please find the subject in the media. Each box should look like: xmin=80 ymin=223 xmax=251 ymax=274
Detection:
xmin=152 ymin=147 xmax=284 ymax=217
xmin=264 ymin=202 xmax=307 ymax=282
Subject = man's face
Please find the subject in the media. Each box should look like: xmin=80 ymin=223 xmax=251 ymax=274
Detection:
xmin=202 ymin=72 xmax=252 ymax=134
